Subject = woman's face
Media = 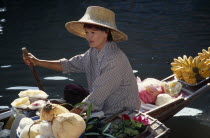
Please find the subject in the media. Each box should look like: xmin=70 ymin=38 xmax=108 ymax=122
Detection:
xmin=84 ymin=27 xmax=108 ymax=51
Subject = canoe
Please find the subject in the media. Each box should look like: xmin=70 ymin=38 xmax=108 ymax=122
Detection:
xmin=144 ymin=74 xmax=210 ymax=122
xmin=0 ymin=109 xmax=170 ymax=138
xmin=1 ymin=74 xmax=209 ymax=137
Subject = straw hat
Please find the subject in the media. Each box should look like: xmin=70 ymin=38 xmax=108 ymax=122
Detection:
xmin=65 ymin=6 xmax=128 ymax=42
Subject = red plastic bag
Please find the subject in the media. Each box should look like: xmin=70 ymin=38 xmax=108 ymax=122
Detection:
xmin=137 ymin=77 xmax=164 ymax=104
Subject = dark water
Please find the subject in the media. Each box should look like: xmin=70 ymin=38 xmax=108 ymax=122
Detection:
xmin=1 ymin=0 xmax=210 ymax=137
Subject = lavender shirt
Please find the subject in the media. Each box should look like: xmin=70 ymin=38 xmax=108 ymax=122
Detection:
xmin=60 ymin=42 xmax=141 ymax=115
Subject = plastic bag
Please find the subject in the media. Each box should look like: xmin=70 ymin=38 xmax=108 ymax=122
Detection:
xmin=137 ymin=77 xmax=164 ymax=104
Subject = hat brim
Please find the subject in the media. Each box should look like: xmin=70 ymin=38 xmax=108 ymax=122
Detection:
xmin=65 ymin=21 xmax=128 ymax=42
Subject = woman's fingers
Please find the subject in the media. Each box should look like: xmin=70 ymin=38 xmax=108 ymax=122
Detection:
xmin=22 ymin=53 xmax=37 ymax=66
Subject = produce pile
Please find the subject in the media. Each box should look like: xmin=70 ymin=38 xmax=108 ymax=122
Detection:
xmin=171 ymin=47 xmax=210 ymax=84
xmin=11 ymin=90 xmax=86 ymax=138
xmin=137 ymin=77 xmax=182 ymax=107
xmin=17 ymin=103 xmax=86 ymax=138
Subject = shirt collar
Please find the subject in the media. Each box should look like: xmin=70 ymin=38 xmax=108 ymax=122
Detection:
xmin=97 ymin=42 xmax=113 ymax=62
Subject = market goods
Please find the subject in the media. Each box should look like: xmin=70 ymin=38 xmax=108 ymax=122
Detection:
xmin=11 ymin=97 xmax=30 ymax=109
xmin=40 ymin=103 xmax=70 ymax=121
xmin=19 ymin=89 xmax=49 ymax=99
xmin=20 ymin=123 xmax=40 ymax=138
xmin=137 ymin=77 xmax=164 ymax=104
xmin=161 ymin=80 xmax=182 ymax=96
xmin=198 ymin=47 xmax=210 ymax=60
xmin=52 ymin=113 xmax=86 ymax=138
xmin=28 ymin=100 xmax=47 ymax=110
xmin=155 ymin=93 xmax=175 ymax=106
xmin=39 ymin=121 xmax=54 ymax=137
xmin=17 ymin=117 xmax=34 ymax=133
xmin=171 ymin=55 xmax=210 ymax=84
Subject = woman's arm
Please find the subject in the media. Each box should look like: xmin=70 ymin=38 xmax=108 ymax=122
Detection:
xmin=23 ymin=53 xmax=63 ymax=72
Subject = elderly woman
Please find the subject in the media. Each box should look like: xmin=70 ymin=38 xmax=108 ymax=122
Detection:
xmin=23 ymin=6 xmax=141 ymax=115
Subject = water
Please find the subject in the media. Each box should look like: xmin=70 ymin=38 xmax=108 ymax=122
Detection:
xmin=1 ymin=0 xmax=210 ymax=137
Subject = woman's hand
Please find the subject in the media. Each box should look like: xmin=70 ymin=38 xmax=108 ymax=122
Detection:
xmin=23 ymin=53 xmax=39 ymax=66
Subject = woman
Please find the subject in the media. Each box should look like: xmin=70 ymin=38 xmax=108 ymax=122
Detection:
xmin=23 ymin=6 xmax=141 ymax=115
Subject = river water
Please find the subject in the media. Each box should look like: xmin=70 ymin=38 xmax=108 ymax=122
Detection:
xmin=0 ymin=0 xmax=210 ymax=137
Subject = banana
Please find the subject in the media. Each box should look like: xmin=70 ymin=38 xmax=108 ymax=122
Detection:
xmin=187 ymin=56 xmax=193 ymax=66
xmin=202 ymin=49 xmax=210 ymax=57
xmin=170 ymin=62 xmax=180 ymax=67
xmin=197 ymin=59 xmax=207 ymax=68
xmin=183 ymin=55 xmax=190 ymax=66
xmin=198 ymin=47 xmax=210 ymax=60
xmin=171 ymin=66 xmax=182 ymax=71
xmin=205 ymin=59 xmax=210 ymax=64
xmin=185 ymin=78 xmax=196 ymax=84
xmin=195 ymin=56 xmax=201 ymax=67
xmin=170 ymin=50 xmax=210 ymax=84
xmin=173 ymin=59 xmax=184 ymax=67
xmin=200 ymin=70 xmax=210 ymax=78
xmin=178 ymin=56 xmax=184 ymax=63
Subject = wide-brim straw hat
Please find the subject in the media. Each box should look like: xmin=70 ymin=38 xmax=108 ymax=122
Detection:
xmin=65 ymin=6 xmax=128 ymax=42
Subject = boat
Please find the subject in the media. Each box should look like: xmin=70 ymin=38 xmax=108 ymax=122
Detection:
xmin=1 ymin=74 xmax=209 ymax=137
xmin=144 ymin=74 xmax=210 ymax=122
xmin=0 ymin=108 xmax=170 ymax=138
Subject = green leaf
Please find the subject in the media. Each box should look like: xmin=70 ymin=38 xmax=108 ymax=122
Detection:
xmin=86 ymin=124 xmax=94 ymax=131
xmin=60 ymin=103 xmax=73 ymax=107
xmin=74 ymin=102 xmax=88 ymax=108
xmin=102 ymin=133 xmax=116 ymax=138
xmin=85 ymin=132 xmax=101 ymax=136
xmin=86 ymin=103 xmax=92 ymax=120
xmin=102 ymin=122 xmax=112 ymax=133
xmin=135 ymin=122 xmax=143 ymax=128
xmin=87 ymin=117 xmax=100 ymax=124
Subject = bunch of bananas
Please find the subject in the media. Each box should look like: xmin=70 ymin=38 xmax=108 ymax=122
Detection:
xmin=171 ymin=47 xmax=210 ymax=84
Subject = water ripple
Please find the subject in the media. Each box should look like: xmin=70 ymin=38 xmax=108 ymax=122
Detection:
xmin=174 ymin=107 xmax=203 ymax=117
xmin=0 ymin=8 xmax=6 ymax=12
xmin=1 ymin=65 xmax=12 ymax=68
xmin=6 ymin=86 xmax=38 ymax=90
xmin=44 ymin=76 xmax=74 ymax=81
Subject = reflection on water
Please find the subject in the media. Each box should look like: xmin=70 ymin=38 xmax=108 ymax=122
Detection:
xmin=0 ymin=7 xmax=6 ymax=34
xmin=44 ymin=76 xmax=73 ymax=81
xmin=1 ymin=0 xmax=210 ymax=137
xmin=6 ymin=86 xmax=38 ymax=90
xmin=174 ymin=107 xmax=202 ymax=117
xmin=0 ymin=65 xmax=11 ymax=68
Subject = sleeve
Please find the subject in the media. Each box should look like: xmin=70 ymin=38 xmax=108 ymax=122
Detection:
xmin=60 ymin=54 xmax=86 ymax=74
xmin=82 ymin=59 xmax=122 ymax=111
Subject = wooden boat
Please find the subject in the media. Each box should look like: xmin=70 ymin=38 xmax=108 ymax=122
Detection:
xmin=1 ymin=74 xmax=209 ymax=137
xmin=145 ymin=74 xmax=210 ymax=122
xmin=0 ymin=109 xmax=170 ymax=138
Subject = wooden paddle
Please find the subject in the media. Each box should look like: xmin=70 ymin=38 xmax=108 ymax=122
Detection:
xmin=22 ymin=47 xmax=44 ymax=91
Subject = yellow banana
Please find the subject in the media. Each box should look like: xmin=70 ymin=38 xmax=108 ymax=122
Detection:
xmin=200 ymin=70 xmax=210 ymax=78
xmin=197 ymin=59 xmax=207 ymax=68
xmin=205 ymin=59 xmax=210 ymax=64
xmin=178 ymin=56 xmax=184 ymax=63
xmin=208 ymin=47 xmax=210 ymax=52
xmin=170 ymin=62 xmax=180 ymax=67
xmin=195 ymin=56 xmax=201 ymax=67
xmin=183 ymin=55 xmax=190 ymax=66
xmin=187 ymin=56 xmax=193 ymax=66
xmin=171 ymin=66 xmax=182 ymax=71
xmin=202 ymin=49 xmax=210 ymax=57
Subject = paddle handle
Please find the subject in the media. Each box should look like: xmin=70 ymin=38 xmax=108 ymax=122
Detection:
xmin=22 ymin=47 xmax=44 ymax=91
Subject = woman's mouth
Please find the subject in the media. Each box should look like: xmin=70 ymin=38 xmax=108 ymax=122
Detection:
xmin=89 ymin=41 xmax=94 ymax=43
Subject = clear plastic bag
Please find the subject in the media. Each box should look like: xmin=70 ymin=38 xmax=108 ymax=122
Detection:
xmin=137 ymin=77 xmax=164 ymax=104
